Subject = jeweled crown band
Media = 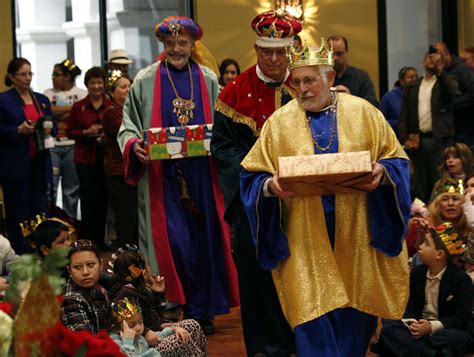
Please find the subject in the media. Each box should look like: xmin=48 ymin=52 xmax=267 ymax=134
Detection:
xmin=286 ymin=37 xmax=334 ymax=70
xmin=256 ymin=36 xmax=293 ymax=48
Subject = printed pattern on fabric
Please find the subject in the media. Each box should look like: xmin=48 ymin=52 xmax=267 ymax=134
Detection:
xmin=157 ymin=319 xmax=207 ymax=356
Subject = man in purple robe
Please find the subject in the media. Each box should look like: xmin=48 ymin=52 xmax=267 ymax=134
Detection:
xmin=118 ymin=16 xmax=239 ymax=337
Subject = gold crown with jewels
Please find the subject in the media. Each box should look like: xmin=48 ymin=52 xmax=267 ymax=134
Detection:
xmin=111 ymin=297 xmax=142 ymax=323
xmin=286 ymin=37 xmax=334 ymax=70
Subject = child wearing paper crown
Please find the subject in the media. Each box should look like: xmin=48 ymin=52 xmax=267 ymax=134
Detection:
xmin=372 ymin=223 xmax=474 ymax=356
xmin=30 ymin=218 xmax=73 ymax=257
xmin=110 ymin=297 xmax=178 ymax=356
xmin=108 ymin=248 xmax=206 ymax=354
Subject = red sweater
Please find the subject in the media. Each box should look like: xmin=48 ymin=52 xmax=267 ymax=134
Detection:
xmin=102 ymin=100 xmax=125 ymax=176
xmin=67 ymin=95 xmax=112 ymax=165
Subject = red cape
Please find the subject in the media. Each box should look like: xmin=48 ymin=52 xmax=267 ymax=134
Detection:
xmin=215 ymin=64 xmax=294 ymax=136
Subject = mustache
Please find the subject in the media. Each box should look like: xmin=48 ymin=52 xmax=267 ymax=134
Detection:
xmin=168 ymin=51 xmax=185 ymax=58
xmin=298 ymin=91 xmax=313 ymax=99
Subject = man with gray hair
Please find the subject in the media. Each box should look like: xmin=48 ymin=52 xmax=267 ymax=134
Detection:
xmin=118 ymin=16 xmax=238 ymax=339
xmin=240 ymin=39 xmax=411 ymax=355
xmin=211 ymin=9 xmax=302 ymax=356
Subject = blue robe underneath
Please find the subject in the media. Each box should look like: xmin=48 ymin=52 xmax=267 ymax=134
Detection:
xmin=240 ymin=108 xmax=411 ymax=356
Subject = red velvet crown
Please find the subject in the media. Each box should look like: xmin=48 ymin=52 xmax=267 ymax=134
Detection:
xmin=251 ymin=10 xmax=302 ymax=48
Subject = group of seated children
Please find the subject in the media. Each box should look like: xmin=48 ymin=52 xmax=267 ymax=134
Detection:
xmin=14 ymin=218 xmax=207 ymax=356
xmin=62 ymin=239 xmax=206 ymax=355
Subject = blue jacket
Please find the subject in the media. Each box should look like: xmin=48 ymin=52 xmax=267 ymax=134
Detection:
xmin=380 ymin=85 xmax=403 ymax=133
xmin=0 ymin=88 xmax=53 ymax=180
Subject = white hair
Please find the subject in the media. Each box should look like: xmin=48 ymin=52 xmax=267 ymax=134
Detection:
xmin=319 ymin=65 xmax=334 ymax=84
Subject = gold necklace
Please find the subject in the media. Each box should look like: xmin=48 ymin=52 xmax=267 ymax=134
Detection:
xmin=307 ymin=92 xmax=338 ymax=152
xmin=165 ymin=60 xmax=195 ymax=125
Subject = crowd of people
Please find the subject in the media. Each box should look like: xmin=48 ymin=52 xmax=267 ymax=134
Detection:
xmin=0 ymin=8 xmax=474 ymax=357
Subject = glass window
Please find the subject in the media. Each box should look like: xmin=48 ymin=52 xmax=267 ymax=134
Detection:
xmin=385 ymin=0 xmax=442 ymax=90
xmin=13 ymin=0 xmax=189 ymax=92
xmin=106 ymin=0 xmax=185 ymax=78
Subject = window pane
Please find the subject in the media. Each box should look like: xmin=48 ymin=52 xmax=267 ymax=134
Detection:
xmin=385 ymin=0 xmax=442 ymax=90
xmin=13 ymin=0 xmax=188 ymax=92
xmin=106 ymin=0 xmax=186 ymax=78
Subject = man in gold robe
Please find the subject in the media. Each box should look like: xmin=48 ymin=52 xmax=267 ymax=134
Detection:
xmin=211 ymin=10 xmax=302 ymax=355
xmin=240 ymin=39 xmax=412 ymax=356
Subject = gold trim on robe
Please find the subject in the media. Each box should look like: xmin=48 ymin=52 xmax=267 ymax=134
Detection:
xmin=214 ymin=99 xmax=261 ymax=136
xmin=241 ymin=93 xmax=410 ymax=329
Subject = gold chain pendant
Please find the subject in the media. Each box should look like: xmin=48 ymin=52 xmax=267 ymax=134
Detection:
xmin=166 ymin=60 xmax=195 ymax=126
xmin=172 ymin=98 xmax=195 ymax=125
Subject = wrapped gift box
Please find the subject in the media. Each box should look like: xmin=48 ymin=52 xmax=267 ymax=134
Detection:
xmin=143 ymin=124 xmax=212 ymax=160
xmin=278 ymin=151 xmax=372 ymax=196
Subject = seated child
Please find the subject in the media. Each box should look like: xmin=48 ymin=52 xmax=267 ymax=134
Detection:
xmin=108 ymin=248 xmax=206 ymax=353
xmin=373 ymin=223 xmax=474 ymax=356
xmin=110 ymin=297 xmax=173 ymax=356
xmin=30 ymin=219 xmax=72 ymax=257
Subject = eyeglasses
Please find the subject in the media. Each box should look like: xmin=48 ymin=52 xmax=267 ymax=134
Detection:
xmin=257 ymin=47 xmax=287 ymax=59
xmin=71 ymin=239 xmax=96 ymax=249
xmin=289 ymin=74 xmax=324 ymax=89
xmin=15 ymin=71 xmax=34 ymax=78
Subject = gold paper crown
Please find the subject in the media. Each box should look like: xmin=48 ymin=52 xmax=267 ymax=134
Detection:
xmin=111 ymin=297 xmax=142 ymax=323
xmin=437 ymin=178 xmax=464 ymax=195
xmin=20 ymin=213 xmax=47 ymax=237
xmin=286 ymin=37 xmax=334 ymax=70
xmin=434 ymin=222 xmax=466 ymax=256
xmin=107 ymin=69 xmax=124 ymax=89
xmin=62 ymin=59 xmax=77 ymax=72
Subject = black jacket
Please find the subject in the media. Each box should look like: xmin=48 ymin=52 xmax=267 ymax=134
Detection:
xmin=334 ymin=65 xmax=379 ymax=108
xmin=404 ymin=264 xmax=472 ymax=332
xmin=398 ymin=73 xmax=459 ymax=143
